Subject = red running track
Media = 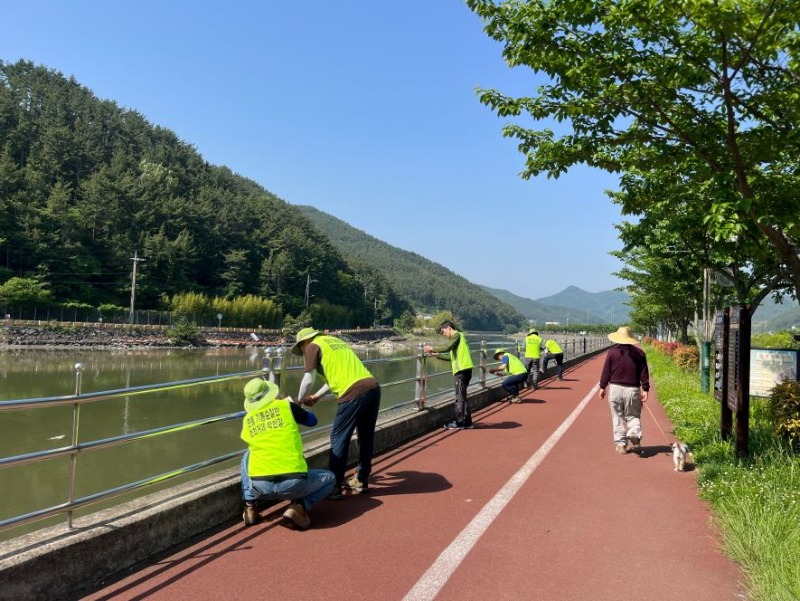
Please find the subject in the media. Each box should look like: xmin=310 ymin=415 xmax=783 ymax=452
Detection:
xmin=83 ymin=353 xmax=747 ymax=601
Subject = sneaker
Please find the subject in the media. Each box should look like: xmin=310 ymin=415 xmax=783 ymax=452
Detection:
xmin=628 ymin=436 xmax=641 ymax=451
xmin=282 ymin=502 xmax=311 ymax=529
xmin=345 ymin=474 xmax=368 ymax=494
xmin=615 ymin=444 xmax=627 ymax=454
xmin=509 ymin=396 xmax=521 ymax=403
xmin=327 ymin=485 xmax=344 ymax=500
xmin=242 ymin=504 xmax=259 ymax=526
xmin=443 ymin=421 xmax=465 ymax=430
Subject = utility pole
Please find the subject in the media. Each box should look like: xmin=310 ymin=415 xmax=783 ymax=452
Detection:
xmin=129 ymin=251 xmax=145 ymax=323
xmin=304 ymin=273 xmax=317 ymax=309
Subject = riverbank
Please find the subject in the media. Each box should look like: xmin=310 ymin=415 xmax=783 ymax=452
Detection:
xmin=0 ymin=321 xmax=411 ymax=349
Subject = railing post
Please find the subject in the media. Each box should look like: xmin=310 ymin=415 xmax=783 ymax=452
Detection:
xmin=480 ymin=340 xmax=487 ymax=387
xmin=273 ymin=347 xmax=285 ymax=394
xmin=67 ymin=362 xmax=85 ymax=528
xmin=414 ymin=343 xmax=426 ymax=410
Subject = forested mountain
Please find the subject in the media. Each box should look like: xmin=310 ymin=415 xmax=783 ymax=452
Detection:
xmin=0 ymin=60 xmax=412 ymax=327
xmin=482 ymin=285 xmax=631 ymax=325
xmin=535 ymin=286 xmax=631 ymax=324
xmin=294 ymin=205 xmax=527 ymax=331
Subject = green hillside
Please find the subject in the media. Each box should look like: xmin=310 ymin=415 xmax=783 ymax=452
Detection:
xmin=0 ymin=60 xmax=411 ymax=327
xmin=294 ymin=205 xmax=527 ymax=331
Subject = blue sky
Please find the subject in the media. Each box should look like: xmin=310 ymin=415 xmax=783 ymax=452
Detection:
xmin=1 ymin=1 xmax=627 ymax=300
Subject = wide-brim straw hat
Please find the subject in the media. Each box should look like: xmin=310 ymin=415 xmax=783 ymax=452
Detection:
xmin=608 ymin=326 xmax=639 ymax=345
xmin=243 ymin=378 xmax=279 ymax=412
xmin=291 ymin=327 xmax=320 ymax=356
xmin=493 ymin=348 xmax=507 ymax=359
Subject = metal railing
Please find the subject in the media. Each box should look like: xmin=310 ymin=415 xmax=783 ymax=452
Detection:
xmin=0 ymin=336 xmax=608 ymax=536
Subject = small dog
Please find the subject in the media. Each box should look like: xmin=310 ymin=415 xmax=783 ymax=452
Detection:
xmin=671 ymin=440 xmax=691 ymax=471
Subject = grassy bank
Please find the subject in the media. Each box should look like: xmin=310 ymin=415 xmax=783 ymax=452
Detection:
xmin=648 ymin=349 xmax=800 ymax=601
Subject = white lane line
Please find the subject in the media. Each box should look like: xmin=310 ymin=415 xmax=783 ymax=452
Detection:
xmin=402 ymin=385 xmax=598 ymax=601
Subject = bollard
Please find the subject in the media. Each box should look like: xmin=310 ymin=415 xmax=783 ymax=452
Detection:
xmin=700 ymin=341 xmax=711 ymax=393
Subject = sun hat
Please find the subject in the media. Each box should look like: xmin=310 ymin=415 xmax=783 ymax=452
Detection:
xmin=291 ymin=327 xmax=321 ymax=355
xmin=243 ymin=378 xmax=279 ymax=412
xmin=608 ymin=326 xmax=639 ymax=345
xmin=493 ymin=348 xmax=507 ymax=359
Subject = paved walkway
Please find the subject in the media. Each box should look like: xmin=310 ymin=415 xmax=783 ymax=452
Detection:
xmin=82 ymin=353 xmax=748 ymax=601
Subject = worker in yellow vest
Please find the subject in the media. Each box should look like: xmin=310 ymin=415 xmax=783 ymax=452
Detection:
xmin=523 ymin=329 xmax=543 ymax=389
xmin=293 ymin=327 xmax=381 ymax=499
xmin=240 ymin=378 xmax=335 ymax=529
xmin=489 ymin=348 xmax=528 ymax=403
xmin=423 ymin=320 xmax=475 ymax=430
xmin=541 ymin=338 xmax=565 ymax=380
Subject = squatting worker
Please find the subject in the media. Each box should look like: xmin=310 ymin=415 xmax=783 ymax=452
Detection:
xmin=598 ymin=326 xmax=650 ymax=455
xmin=240 ymin=378 xmax=335 ymax=529
xmin=490 ymin=348 xmax=527 ymax=403
xmin=293 ymin=327 xmax=381 ymax=498
xmin=423 ymin=320 xmax=474 ymax=430
xmin=523 ymin=329 xmax=543 ymax=389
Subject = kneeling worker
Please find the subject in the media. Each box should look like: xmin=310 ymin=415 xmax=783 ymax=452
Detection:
xmin=240 ymin=378 xmax=335 ymax=529
xmin=490 ymin=348 xmax=528 ymax=403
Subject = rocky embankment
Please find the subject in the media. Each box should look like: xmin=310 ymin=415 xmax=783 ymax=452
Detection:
xmin=0 ymin=323 xmax=405 ymax=348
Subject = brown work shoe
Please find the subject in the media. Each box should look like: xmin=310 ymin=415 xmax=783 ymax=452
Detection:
xmin=615 ymin=444 xmax=627 ymax=454
xmin=282 ymin=502 xmax=311 ymax=529
xmin=242 ymin=504 xmax=259 ymax=526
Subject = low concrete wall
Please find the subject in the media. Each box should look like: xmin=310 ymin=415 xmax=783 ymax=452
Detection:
xmin=0 ymin=350 xmax=604 ymax=601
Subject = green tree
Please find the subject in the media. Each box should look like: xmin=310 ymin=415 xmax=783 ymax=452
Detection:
xmin=468 ymin=0 xmax=800 ymax=304
xmin=0 ymin=276 xmax=53 ymax=304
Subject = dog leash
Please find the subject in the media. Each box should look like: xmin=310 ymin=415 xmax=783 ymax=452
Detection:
xmin=643 ymin=397 xmax=672 ymax=444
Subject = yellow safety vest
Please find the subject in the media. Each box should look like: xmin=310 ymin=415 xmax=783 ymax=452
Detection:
xmin=545 ymin=339 xmax=563 ymax=354
xmin=450 ymin=331 xmax=474 ymax=374
xmin=505 ymin=353 xmax=527 ymax=376
xmin=525 ymin=334 xmax=542 ymax=359
xmin=240 ymin=399 xmax=307 ymax=477
xmin=314 ymin=335 xmax=375 ymax=398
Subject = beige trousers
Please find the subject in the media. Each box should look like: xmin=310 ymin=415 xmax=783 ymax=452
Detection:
xmin=607 ymin=383 xmax=642 ymax=445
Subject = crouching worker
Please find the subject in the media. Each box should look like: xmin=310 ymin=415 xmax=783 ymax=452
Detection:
xmin=240 ymin=378 xmax=335 ymax=529
xmin=489 ymin=349 xmax=527 ymax=403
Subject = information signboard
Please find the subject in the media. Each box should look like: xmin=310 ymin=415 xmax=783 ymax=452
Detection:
xmin=714 ymin=310 xmax=727 ymax=403
xmin=749 ymin=349 xmax=799 ymax=397
xmin=727 ymin=308 xmax=741 ymax=412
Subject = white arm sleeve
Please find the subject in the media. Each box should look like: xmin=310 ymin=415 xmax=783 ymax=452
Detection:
xmin=298 ymin=370 xmax=317 ymax=400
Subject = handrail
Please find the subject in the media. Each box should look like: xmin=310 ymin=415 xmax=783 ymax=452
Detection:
xmin=0 ymin=335 xmax=608 ymax=536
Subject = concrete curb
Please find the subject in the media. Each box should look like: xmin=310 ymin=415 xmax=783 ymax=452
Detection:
xmin=1 ymin=351 xmax=603 ymax=600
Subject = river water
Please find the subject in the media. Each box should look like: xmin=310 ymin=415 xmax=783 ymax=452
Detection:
xmin=1 ymin=333 xmax=517 ymax=538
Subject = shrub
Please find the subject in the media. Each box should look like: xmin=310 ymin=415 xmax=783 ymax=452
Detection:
xmin=166 ymin=318 xmax=202 ymax=345
xmin=673 ymin=345 xmax=700 ymax=370
xmin=767 ymin=381 xmax=800 ymax=451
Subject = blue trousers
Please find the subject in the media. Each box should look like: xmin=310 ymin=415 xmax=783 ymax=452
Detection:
xmin=240 ymin=453 xmax=335 ymax=511
xmin=329 ymin=386 xmax=381 ymax=485
xmin=502 ymin=373 xmax=527 ymax=397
